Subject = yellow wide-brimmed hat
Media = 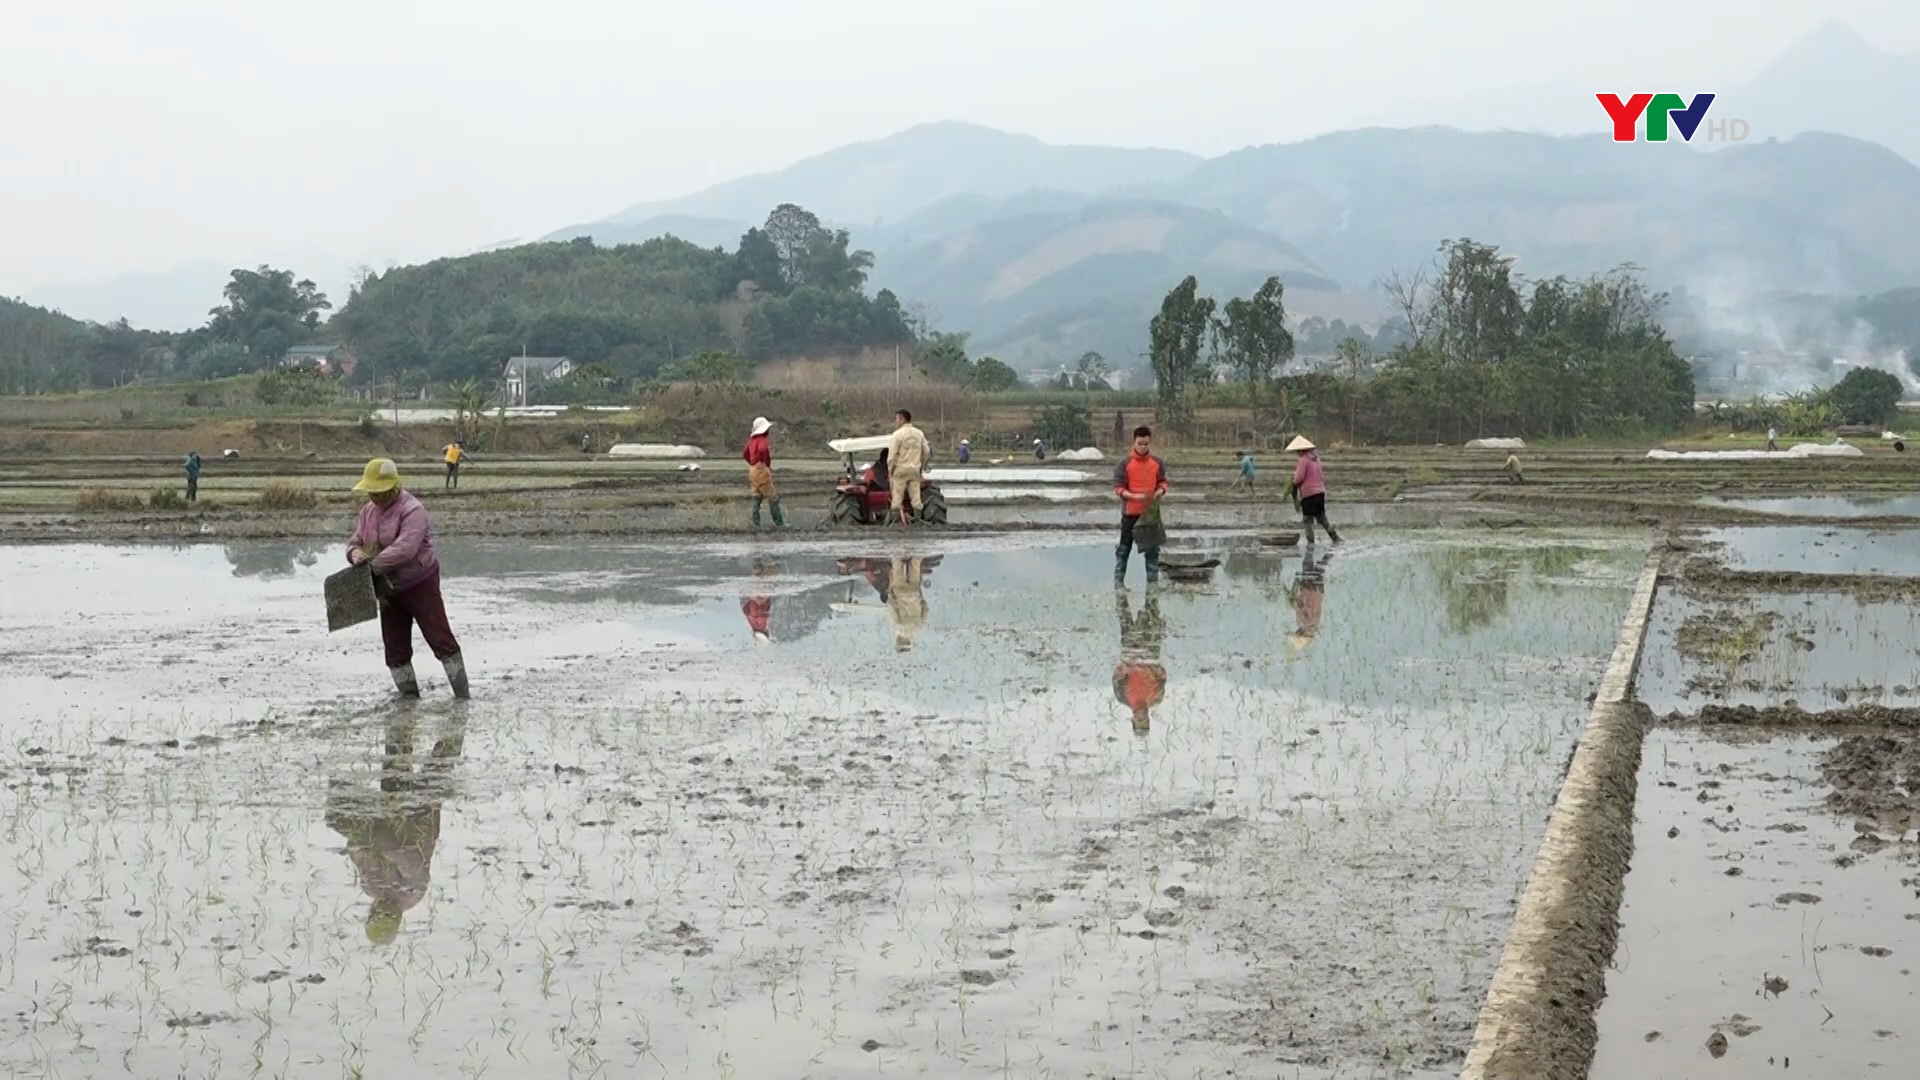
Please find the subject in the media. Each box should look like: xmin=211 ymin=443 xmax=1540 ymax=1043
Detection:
xmin=353 ymin=458 xmax=401 ymax=494
xmin=1285 ymin=436 xmax=1315 ymax=452
xmin=365 ymin=905 xmax=402 ymax=945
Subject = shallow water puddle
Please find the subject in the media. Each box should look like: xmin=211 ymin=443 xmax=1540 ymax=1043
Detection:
xmin=1 ymin=532 xmax=1640 ymax=1078
xmin=1637 ymin=588 xmax=1920 ymax=715
xmin=1698 ymin=495 xmax=1920 ymax=519
xmin=1592 ymin=730 xmax=1919 ymax=1079
xmin=1699 ymin=525 xmax=1920 ymax=577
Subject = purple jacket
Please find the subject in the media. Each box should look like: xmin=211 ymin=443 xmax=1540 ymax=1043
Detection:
xmin=348 ymin=490 xmax=440 ymax=591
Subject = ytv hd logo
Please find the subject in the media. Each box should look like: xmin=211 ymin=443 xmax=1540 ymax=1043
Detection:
xmin=1597 ymin=94 xmax=1748 ymax=143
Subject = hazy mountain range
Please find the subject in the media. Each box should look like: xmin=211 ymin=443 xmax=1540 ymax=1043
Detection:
xmin=26 ymin=20 xmax=1920 ymax=375
xmin=548 ymin=120 xmax=1920 ymax=368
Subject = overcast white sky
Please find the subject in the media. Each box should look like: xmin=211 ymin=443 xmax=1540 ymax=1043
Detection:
xmin=2 ymin=0 xmax=1917 ymax=296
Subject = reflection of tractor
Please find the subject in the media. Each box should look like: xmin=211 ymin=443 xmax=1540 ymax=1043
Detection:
xmin=830 ymin=556 xmax=944 ymax=613
xmin=826 ymin=436 xmax=948 ymax=525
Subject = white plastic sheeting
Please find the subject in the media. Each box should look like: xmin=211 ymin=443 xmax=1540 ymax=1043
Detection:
xmin=923 ymin=467 xmax=1095 ymax=484
xmin=1055 ymin=447 xmax=1106 ymax=462
xmin=828 ymin=435 xmax=894 ymax=454
xmin=388 ymin=406 xmax=631 ymax=424
xmin=1647 ymin=442 xmax=1864 ymax=461
xmin=1464 ymin=438 xmax=1526 ymax=450
xmin=606 ymin=444 xmax=706 ymax=459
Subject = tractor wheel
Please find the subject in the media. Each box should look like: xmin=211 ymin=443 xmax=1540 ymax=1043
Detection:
xmin=919 ymin=490 xmax=949 ymax=525
xmin=829 ymin=492 xmax=861 ymax=525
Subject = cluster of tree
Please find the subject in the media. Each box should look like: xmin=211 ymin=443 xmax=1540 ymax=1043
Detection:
xmin=1031 ymin=403 xmax=1095 ymax=447
xmin=0 ymin=298 xmax=175 ymax=394
xmin=254 ymin=364 xmax=337 ymax=407
xmin=1147 ymin=242 xmax=1696 ymax=441
xmin=1149 ymin=275 xmax=1296 ymax=431
xmin=2 ymin=265 xmax=338 ymax=394
xmin=333 ymin=204 xmax=912 ymax=393
xmin=913 ymin=332 xmax=1022 ymax=391
xmin=1045 ymin=352 xmax=1113 ymax=391
xmin=1697 ymin=368 xmax=1904 ymax=434
xmin=1354 ymin=242 xmax=1695 ymax=440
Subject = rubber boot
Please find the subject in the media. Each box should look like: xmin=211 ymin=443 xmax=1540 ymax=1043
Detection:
xmin=1303 ymin=519 xmax=1317 ymax=546
xmin=1144 ymin=548 xmax=1161 ymax=584
xmin=390 ymin=663 xmax=420 ymax=697
xmin=751 ymin=496 xmax=763 ymax=529
xmin=770 ymin=497 xmax=785 ymax=528
xmin=442 ymin=654 xmax=470 ymax=700
xmin=1114 ymin=547 xmax=1130 ymax=587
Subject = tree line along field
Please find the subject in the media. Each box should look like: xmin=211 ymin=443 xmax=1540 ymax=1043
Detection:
xmin=5 ymin=225 xmax=1914 ymax=463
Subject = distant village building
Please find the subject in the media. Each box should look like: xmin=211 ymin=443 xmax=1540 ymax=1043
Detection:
xmin=503 ymin=355 xmax=574 ymax=406
xmin=282 ymin=344 xmax=357 ymax=379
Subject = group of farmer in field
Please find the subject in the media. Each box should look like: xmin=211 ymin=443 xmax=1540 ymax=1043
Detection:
xmin=313 ymin=418 xmax=1342 ymax=946
xmin=319 ymin=411 xmax=1344 ymax=709
xmin=1114 ymin=428 xmax=1342 ymax=585
xmin=743 ymin=409 xmax=932 ymax=529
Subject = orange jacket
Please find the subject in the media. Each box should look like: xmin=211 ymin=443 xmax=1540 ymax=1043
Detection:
xmin=1113 ymin=663 xmax=1167 ymax=710
xmin=1113 ymin=451 xmax=1168 ymax=517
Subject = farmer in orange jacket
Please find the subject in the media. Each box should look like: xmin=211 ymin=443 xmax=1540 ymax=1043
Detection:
xmin=1112 ymin=425 xmax=1169 ymax=585
xmin=1113 ymin=588 xmax=1167 ymax=735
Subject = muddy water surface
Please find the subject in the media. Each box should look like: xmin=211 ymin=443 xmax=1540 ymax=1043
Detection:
xmin=1591 ymin=730 xmax=1919 ymax=1079
xmin=1701 ymin=525 xmax=1920 ymax=577
xmin=1698 ymin=495 xmax=1920 ymax=519
xmin=1637 ymin=588 xmax=1920 ymax=716
xmin=1 ymin=532 xmax=1640 ymax=1079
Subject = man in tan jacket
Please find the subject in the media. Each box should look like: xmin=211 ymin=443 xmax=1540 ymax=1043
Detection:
xmin=887 ymin=409 xmax=931 ymax=526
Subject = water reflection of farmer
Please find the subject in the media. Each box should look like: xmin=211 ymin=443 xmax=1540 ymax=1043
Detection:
xmin=1287 ymin=550 xmax=1328 ymax=654
xmin=325 ymin=710 xmax=464 ymax=946
xmin=742 ymin=557 xmax=778 ymax=645
xmin=1113 ymin=587 xmax=1168 ymax=735
xmin=887 ymin=556 xmax=927 ymax=652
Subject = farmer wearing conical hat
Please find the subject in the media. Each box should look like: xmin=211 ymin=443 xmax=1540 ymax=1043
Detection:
xmin=1283 ymin=436 xmax=1342 ymax=546
xmin=1287 ymin=548 xmax=1327 ymax=655
xmin=346 ymin=458 xmax=469 ymax=698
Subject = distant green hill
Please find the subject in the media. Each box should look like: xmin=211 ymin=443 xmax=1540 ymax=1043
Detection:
xmin=0 ymin=296 xmax=169 ymax=394
xmin=333 ymin=228 xmax=913 ymax=386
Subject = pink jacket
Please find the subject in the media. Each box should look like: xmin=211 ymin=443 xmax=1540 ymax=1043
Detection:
xmin=348 ymin=490 xmax=440 ymax=591
xmin=1292 ymin=453 xmax=1326 ymax=499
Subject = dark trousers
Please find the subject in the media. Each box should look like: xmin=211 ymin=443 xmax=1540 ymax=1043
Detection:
xmin=380 ymin=567 xmax=461 ymax=668
xmin=186 ymin=477 xmax=198 ymax=502
xmin=445 ymin=463 xmax=459 ymax=489
xmin=1116 ymin=514 xmax=1161 ymax=578
xmin=1300 ymin=493 xmax=1340 ymax=542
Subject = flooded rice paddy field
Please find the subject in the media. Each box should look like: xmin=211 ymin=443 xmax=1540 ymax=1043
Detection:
xmin=1695 ymin=524 xmax=1920 ymax=578
xmin=1598 ymin=525 xmax=1920 ymax=1078
xmin=1591 ymin=731 xmax=1919 ymax=1079
xmin=1697 ymin=494 xmax=1920 ymax=520
xmin=0 ymin=530 xmax=1646 ymax=1079
xmin=1637 ymin=587 xmax=1920 ymax=715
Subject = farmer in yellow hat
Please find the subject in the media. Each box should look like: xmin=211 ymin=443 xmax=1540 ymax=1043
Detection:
xmin=346 ymin=458 xmax=469 ymax=698
xmin=325 ymin=711 xmax=463 ymax=946
xmin=1282 ymin=436 xmax=1342 ymax=546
